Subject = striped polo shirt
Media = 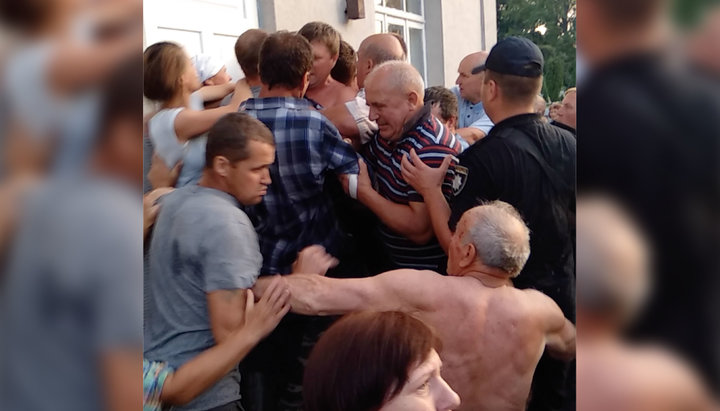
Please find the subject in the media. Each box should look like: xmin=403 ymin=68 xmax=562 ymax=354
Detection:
xmin=363 ymin=105 xmax=462 ymax=271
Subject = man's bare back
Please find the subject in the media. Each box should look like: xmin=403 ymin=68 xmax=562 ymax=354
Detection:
xmin=305 ymin=77 xmax=356 ymax=108
xmin=415 ymin=275 xmax=572 ymax=411
xmin=254 ymin=202 xmax=575 ymax=410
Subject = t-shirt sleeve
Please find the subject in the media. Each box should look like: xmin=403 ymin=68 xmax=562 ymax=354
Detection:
xmin=148 ymin=108 xmax=185 ymax=168
xmin=467 ymin=112 xmax=494 ymax=134
xmin=201 ymin=214 xmax=262 ymax=292
xmin=406 ymin=145 xmax=460 ymax=203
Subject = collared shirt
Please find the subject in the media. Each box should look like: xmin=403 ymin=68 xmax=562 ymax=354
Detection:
xmin=451 ymin=85 xmax=494 ymax=133
xmin=363 ymin=105 xmax=462 ymax=271
xmin=241 ymin=97 xmax=360 ymax=275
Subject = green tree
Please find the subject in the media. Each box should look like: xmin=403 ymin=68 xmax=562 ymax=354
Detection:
xmin=497 ymin=0 xmax=576 ymax=102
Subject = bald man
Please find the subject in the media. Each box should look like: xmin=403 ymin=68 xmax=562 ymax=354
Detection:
xmin=323 ymin=33 xmax=406 ymax=149
xmin=555 ymin=87 xmax=576 ymax=133
xmin=255 ymin=202 xmax=576 ymax=411
xmin=342 ymin=61 xmax=461 ymax=272
xmin=452 ymin=52 xmax=494 ymax=144
xmin=576 ymin=196 xmax=717 ymax=411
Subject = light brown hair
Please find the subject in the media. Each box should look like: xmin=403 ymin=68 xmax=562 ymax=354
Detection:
xmin=143 ymin=42 xmax=187 ymax=102
xmin=298 ymin=21 xmax=340 ymax=57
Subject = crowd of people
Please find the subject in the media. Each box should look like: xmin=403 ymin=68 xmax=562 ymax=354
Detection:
xmin=142 ymin=21 xmax=578 ymax=411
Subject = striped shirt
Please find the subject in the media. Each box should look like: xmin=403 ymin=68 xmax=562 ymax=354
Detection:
xmin=241 ymin=97 xmax=360 ymax=275
xmin=362 ymin=105 xmax=462 ymax=271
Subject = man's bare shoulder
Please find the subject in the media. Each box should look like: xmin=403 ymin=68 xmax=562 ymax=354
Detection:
xmin=578 ymin=342 xmax=716 ymax=410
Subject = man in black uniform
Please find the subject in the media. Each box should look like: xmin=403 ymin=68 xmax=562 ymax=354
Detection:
xmin=401 ymin=36 xmax=576 ymax=411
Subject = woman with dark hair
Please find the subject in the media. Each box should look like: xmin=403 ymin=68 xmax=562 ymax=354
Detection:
xmin=304 ymin=311 xmax=460 ymax=411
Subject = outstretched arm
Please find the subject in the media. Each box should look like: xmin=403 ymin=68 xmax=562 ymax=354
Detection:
xmin=537 ymin=293 xmax=576 ymax=361
xmin=253 ymin=269 xmax=445 ymax=316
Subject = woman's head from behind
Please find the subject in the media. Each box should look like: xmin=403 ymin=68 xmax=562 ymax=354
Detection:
xmin=304 ymin=311 xmax=460 ymax=411
xmin=143 ymin=41 xmax=200 ymax=102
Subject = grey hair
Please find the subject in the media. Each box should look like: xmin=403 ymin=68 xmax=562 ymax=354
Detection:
xmin=462 ymin=201 xmax=531 ymax=277
xmin=576 ymin=195 xmax=651 ymax=326
xmin=366 ymin=61 xmax=424 ymax=98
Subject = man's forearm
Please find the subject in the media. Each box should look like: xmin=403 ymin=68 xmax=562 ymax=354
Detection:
xmin=359 ymin=189 xmax=432 ymax=244
xmin=422 ymin=187 xmax=453 ymax=253
xmin=456 ymin=127 xmax=486 ymax=144
xmin=253 ymin=275 xmax=360 ymax=316
xmin=161 ymin=329 xmax=263 ymax=405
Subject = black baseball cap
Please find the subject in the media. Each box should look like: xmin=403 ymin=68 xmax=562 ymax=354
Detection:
xmin=472 ymin=36 xmax=544 ymax=77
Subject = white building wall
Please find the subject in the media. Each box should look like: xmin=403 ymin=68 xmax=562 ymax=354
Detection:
xmin=439 ymin=0 xmax=496 ymax=88
xmin=258 ymin=0 xmax=376 ymax=52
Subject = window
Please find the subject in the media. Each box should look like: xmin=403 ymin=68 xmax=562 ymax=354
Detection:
xmin=375 ymin=0 xmax=427 ymax=82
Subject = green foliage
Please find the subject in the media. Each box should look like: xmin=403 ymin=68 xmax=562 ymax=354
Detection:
xmin=497 ymin=0 xmax=576 ymax=102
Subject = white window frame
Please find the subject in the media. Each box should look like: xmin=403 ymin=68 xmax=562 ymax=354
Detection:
xmin=375 ymin=0 xmax=427 ymax=82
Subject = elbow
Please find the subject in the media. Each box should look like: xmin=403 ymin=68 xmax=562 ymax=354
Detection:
xmin=161 ymin=384 xmax=193 ymax=406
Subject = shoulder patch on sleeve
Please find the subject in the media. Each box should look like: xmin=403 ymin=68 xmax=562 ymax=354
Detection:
xmin=452 ymin=165 xmax=469 ymax=196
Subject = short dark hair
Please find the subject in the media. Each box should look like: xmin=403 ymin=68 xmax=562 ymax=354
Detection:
xmin=234 ymin=29 xmax=268 ymax=79
xmin=485 ymin=69 xmax=542 ymax=105
xmin=0 ymin=0 xmax=50 ymax=33
xmin=304 ymin=311 xmax=442 ymax=411
xmin=424 ymin=86 xmax=458 ymax=122
xmin=330 ymin=40 xmax=356 ymax=86
xmin=259 ymin=31 xmax=313 ymax=91
xmin=390 ymin=33 xmax=408 ymax=61
xmin=96 ymin=55 xmax=142 ymax=147
xmin=298 ymin=21 xmax=340 ymax=56
xmin=143 ymin=42 xmax=187 ymax=101
xmin=204 ymin=113 xmax=274 ymax=168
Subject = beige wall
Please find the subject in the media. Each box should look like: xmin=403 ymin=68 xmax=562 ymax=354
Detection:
xmin=440 ymin=0 xmax=496 ymax=87
xmin=258 ymin=0 xmax=496 ymax=88
xmin=258 ymin=0 xmax=376 ymax=51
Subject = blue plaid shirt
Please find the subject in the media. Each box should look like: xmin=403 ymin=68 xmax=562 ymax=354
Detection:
xmin=241 ymin=97 xmax=359 ymax=275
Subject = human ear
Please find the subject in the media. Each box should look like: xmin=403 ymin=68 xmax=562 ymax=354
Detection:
xmin=213 ymin=156 xmax=231 ymax=177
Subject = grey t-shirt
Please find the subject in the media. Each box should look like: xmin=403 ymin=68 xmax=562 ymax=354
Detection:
xmin=144 ymin=185 xmax=262 ymax=410
xmin=0 ymin=176 xmax=142 ymax=411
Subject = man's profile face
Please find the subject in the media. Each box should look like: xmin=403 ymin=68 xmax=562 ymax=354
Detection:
xmin=365 ymin=80 xmax=415 ymax=142
xmin=205 ymin=66 xmax=232 ymax=86
xmin=455 ymin=58 xmax=485 ymax=104
xmin=308 ymin=41 xmax=337 ymax=89
xmin=556 ymin=91 xmax=576 ymax=129
xmin=226 ymin=140 xmax=275 ymax=205
xmin=356 ymin=47 xmax=371 ymax=89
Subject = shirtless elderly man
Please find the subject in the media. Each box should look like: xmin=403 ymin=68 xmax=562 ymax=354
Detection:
xmin=255 ymin=201 xmax=575 ymax=411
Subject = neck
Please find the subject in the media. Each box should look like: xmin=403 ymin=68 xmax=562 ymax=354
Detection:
xmin=487 ymin=103 xmax=535 ymax=124
xmin=198 ymin=170 xmax=228 ymax=193
xmin=584 ymin=22 xmax=670 ymax=69
xmin=259 ymin=85 xmax=302 ymax=98
xmin=576 ymin=313 xmax=620 ymax=344
xmin=246 ymin=76 xmax=262 ymax=88
xmin=307 ymin=75 xmax=333 ymax=92
xmin=163 ymin=90 xmax=191 ymax=109
xmin=89 ymin=150 xmax=135 ymax=188
xmin=462 ymin=267 xmax=513 ymax=288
